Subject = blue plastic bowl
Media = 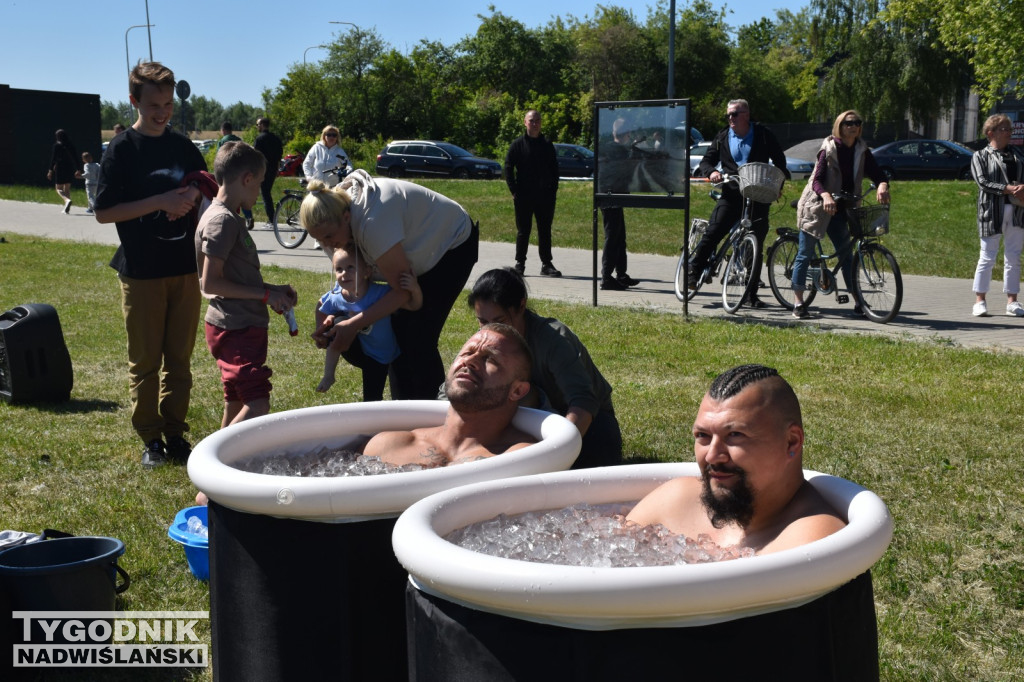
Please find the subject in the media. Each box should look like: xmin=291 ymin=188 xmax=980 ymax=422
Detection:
xmin=167 ymin=506 xmax=209 ymax=580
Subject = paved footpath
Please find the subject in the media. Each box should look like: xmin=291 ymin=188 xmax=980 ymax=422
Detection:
xmin=3 ymin=198 xmax=1022 ymax=354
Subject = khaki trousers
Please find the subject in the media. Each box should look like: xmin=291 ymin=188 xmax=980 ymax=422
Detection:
xmin=119 ymin=273 xmax=201 ymax=443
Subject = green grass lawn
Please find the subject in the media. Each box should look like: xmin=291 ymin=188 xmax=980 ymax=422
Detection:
xmin=0 ymin=236 xmax=1021 ymax=680
xmin=4 ymin=176 xmax=986 ymax=279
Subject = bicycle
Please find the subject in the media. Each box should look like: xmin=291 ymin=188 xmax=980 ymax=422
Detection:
xmin=673 ymin=162 xmax=785 ymax=313
xmin=272 ymin=161 xmax=350 ymax=249
xmin=765 ymin=189 xmax=902 ymax=324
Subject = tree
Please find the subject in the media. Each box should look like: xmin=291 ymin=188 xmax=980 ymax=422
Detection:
xmin=408 ymin=40 xmax=468 ymax=140
xmin=725 ymin=10 xmax=815 ymax=125
xmin=101 ymin=100 xmax=134 ymax=129
xmin=457 ymin=11 xmax=549 ymax=101
xmin=222 ymin=102 xmax=260 ymax=132
xmin=364 ymin=49 xmax=420 ymax=140
xmin=325 ymin=27 xmax=387 ymax=140
xmin=805 ymin=0 xmax=969 ymax=125
xmin=884 ymin=0 xmax=1015 ymax=111
xmin=266 ymin=63 xmax=339 ymax=146
xmin=188 ymin=95 xmax=225 ymax=132
xmin=573 ymin=6 xmax=660 ymax=102
xmin=645 ymin=0 xmax=733 ymax=132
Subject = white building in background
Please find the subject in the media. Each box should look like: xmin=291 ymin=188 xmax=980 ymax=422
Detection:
xmin=921 ymin=86 xmax=1023 ymax=146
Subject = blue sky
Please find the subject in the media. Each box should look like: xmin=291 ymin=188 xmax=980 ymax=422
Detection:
xmin=1 ymin=0 xmax=806 ymax=108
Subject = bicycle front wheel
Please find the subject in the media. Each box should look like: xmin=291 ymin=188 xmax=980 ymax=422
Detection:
xmin=853 ymin=243 xmax=902 ymax=323
xmin=766 ymin=234 xmax=814 ymax=309
xmin=273 ymin=194 xmax=306 ymax=249
xmin=722 ymin=232 xmax=761 ymax=314
xmin=674 ymin=250 xmax=700 ymax=302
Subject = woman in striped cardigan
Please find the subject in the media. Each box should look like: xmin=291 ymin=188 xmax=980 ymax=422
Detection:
xmin=971 ymin=114 xmax=1024 ymax=317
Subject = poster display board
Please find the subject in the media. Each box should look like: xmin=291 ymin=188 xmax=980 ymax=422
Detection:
xmin=594 ymin=99 xmax=692 ymax=209
xmin=590 ymin=100 xmax=692 ymax=307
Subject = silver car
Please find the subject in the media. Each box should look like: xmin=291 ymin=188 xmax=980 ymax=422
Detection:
xmin=689 ymin=142 xmax=814 ymax=180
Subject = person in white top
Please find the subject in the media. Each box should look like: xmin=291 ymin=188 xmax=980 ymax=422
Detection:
xmin=299 ymin=170 xmax=479 ymax=400
xmin=302 ymin=124 xmax=350 ymax=187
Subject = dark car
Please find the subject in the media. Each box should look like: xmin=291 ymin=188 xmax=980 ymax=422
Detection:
xmin=554 ymin=143 xmax=595 ymax=178
xmin=870 ymin=139 xmax=974 ymax=180
xmin=375 ymin=140 xmax=502 ymax=179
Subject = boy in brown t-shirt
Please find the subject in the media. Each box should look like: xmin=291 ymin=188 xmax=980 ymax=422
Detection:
xmin=195 ymin=142 xmax=297 ymax=427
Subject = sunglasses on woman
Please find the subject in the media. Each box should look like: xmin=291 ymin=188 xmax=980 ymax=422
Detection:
xmin=841 ymin=120 xmax=863 ymax=127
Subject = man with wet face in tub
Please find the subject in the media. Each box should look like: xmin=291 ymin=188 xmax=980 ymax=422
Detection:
xmin=363 ymin=323 xmax=536 ymax=468
xmin=627 ymin=364 xmax=846 ymax=555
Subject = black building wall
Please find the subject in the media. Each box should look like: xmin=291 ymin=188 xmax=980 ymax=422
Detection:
xmin=0 ymin=85 xmax=102 ymax=186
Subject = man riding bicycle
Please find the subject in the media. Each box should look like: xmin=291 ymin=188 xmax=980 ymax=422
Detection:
xmin=690 ymin=99 xmax=790 ymax=307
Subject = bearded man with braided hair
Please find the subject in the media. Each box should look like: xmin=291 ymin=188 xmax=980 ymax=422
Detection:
xmin=627 ymin=364 xmax=846 ymax=554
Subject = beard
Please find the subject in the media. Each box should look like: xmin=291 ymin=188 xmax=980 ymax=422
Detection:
xmin=700 ymin=465 xmax=755 ymax=529
xmin=445 ymin=375 xmax=512 ymax=413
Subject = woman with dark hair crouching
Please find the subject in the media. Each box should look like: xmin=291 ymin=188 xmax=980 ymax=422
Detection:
xmin=467 ymin=267 xmax=622 ymax=469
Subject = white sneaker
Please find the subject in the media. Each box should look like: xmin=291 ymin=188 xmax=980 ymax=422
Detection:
xmin=973 ymin=301 xmax=988 ymax=317
xmin=1007 ymin=301 xmax=1024 ymax=317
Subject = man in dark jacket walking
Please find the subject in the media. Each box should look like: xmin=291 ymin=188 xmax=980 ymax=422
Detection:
xmin=690 ymin=99 xmax=789 ymax=306
xmin=253 ymin=117 xmax=284 ymax=228
xmin=505 ymin=109 xmax=562 ymax=277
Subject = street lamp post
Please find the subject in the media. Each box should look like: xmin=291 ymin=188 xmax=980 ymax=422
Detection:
xmin=125 ymin=24 xmax=156 ymax=75
xmin=667 ymin=0 xmax=676 ymax=99
xmin=329 ymin=20 xmax=360 ymax=32
xmin=329 ymin=20 xmax=361 ymax=42
xmin=304 ymin=45 xmax=329 ymax=65
xmin=144 ymin=0 xmax=154 ymax=62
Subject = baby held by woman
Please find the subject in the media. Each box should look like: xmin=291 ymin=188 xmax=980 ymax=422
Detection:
xmin=313 ymin=245 xmax=422 ymax=400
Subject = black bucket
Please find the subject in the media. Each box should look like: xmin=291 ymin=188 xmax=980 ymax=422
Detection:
xmin=0 ymin=536 xmax=129 ymax=612
xmin=0 ymin=536 xmax=130 ymax=669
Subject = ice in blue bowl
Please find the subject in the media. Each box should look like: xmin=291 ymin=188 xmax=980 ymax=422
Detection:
xmin=167 ymin=506 xmax=209 ymax=580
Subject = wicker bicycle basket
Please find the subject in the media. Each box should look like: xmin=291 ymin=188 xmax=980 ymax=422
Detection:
xmin=737 ymin=162 xmax=786 ymax=204
xmin=849 ymin=204 xmax=890 ymax=239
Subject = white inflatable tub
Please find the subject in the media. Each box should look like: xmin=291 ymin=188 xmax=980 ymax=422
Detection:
xmin=187 ymin=400 xmax=582 ymax=521
xmin=393 ymin=462 xmax=893 ymax=629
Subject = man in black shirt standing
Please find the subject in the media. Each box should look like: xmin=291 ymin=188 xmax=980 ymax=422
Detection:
xmin=253 ymin=117 xmax=284 ymax=228
xmin=505 ymin=109 xmax=561 ymax=277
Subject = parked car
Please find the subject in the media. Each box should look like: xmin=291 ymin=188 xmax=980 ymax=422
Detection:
xmin=870 ymin=139 xmax=974 ymax=180
xmin=554 ymin=143 xmax=594 ymax=177
xmin=688 ymin=142 xmax=813 ymax=180
xmin=278 ymin=152 xmax=304 ymax=177
xmin=785 ymin=156 xmax=814 ymax=180
xmin=193 ymin=139 xmax=216 ymax=153
xmin=673 ymin=126 xmax=705 ymax=146
xmin=375 ymin=140 xmax=502 ymax=179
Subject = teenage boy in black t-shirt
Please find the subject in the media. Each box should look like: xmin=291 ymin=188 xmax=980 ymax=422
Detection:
xmin=94 ymin=62 xmax=208 ymax=468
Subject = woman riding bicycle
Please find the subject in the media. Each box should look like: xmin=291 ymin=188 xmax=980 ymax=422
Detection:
xmin=302 ymin=125 xmax=351 ymax=187
xmin=791 ymin=110 xmax=890 ymax=318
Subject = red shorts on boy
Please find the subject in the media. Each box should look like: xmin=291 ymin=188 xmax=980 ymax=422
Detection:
xmin=204 ymin=323 xmax=273 ymax=403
